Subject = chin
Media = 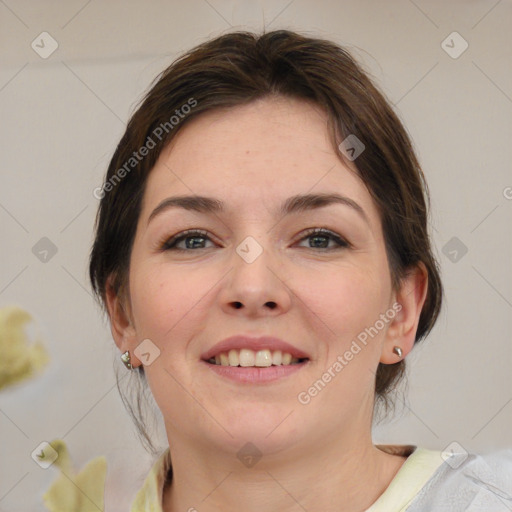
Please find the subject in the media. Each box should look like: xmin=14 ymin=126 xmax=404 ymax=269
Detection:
xmin=214 ymin=405 xmax=303 ymax=450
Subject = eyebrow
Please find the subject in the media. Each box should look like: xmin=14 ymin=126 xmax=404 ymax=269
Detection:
xmin=147 ymin=193 xmax=369 ymax=225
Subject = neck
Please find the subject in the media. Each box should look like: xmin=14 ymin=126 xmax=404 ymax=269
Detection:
xmin=162 ymin=429 xmax=408 ymax=512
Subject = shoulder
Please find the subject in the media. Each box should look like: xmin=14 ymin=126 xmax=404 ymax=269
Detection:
xmin=407 ymin=447 xmax=512 ymax=511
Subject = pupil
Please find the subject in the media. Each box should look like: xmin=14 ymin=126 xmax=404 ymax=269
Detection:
xmin=186 ymin=236 xmax=205 ymax=249
xmin=311 ymin=235 xmax=328 ymax=248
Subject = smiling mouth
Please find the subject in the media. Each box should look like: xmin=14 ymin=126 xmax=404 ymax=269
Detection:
xmin=205 ymin=348 xmax=309 ymax=367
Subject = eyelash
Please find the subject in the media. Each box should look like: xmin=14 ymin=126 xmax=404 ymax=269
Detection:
xmin=160 ymin=228 xmax=350 ymax=252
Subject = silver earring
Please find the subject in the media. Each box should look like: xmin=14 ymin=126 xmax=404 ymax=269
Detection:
xmin=121 ymin=350 xmax=133 ymax=370
xmin=393 ymin=346 xmax=403 ymax=358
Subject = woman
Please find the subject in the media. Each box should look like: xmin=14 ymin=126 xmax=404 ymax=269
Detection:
xmin=89 ymin=30 xmax=511 ymax=511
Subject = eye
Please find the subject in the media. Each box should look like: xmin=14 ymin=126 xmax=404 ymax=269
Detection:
xmin=296 ymin=228 xmax=350 ymax=250
xmin=160 ymin=229 xmax=216 ymax=251
xmin=160 ymin=227 xmax=350 ymax=252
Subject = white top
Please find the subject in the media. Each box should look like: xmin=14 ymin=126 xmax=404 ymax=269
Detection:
xmin=365 ymin=445 xmax=444 ymax=511
xmin=387 ymin=447 xmax=512 ymax=511
xmin=130 ymin=444 xmax=512 ymax=511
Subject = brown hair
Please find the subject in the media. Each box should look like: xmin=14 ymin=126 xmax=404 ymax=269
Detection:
xmin=89 ymin=29 xmax=443 ymax=452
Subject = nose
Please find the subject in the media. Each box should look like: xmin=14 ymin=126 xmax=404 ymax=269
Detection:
xmin=218 ymin=240 xmax=292 ymax=318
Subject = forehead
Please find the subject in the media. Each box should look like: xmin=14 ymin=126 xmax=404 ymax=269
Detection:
xmin=141 ymin=96 xmax=379 ymax=225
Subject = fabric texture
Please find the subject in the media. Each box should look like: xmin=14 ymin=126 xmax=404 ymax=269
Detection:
xmin=130 ymin=444 xmax=512 ymax=511
xmin=404 ymin=448 xmax=512 ymax=511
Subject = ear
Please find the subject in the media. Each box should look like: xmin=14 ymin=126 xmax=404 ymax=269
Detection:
xmin=105 ymin=275 xmax=141 ymax=368
xmin=380 ymin=262 xmax=428 ymax=364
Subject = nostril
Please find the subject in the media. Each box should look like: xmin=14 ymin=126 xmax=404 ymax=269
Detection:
xmin=230 ymin=301 xmax=277 ymax=309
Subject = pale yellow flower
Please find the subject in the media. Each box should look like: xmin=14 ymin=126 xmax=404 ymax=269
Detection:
xmin=0 ymin=305 xmax=49 ymax=391
xmin=43 ymin=439 xmax=107 ymax=512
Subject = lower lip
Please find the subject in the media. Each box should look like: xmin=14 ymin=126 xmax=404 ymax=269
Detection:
xmin=201 ymin=361 xmax=308 ymax=383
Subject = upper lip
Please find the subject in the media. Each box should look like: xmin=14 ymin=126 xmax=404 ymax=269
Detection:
xmin=201 ymin=335 xmax=310 ymax=361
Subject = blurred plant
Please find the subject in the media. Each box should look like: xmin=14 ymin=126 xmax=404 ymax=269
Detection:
xmin=0 ymin=307 xmax=108 ymax=508
xmin=43 ymin=439 xmax=107 ymax=512
xmin=0 ymin=305 xmax=49 ymax=391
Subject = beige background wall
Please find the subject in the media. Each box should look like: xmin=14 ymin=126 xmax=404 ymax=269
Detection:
xmin=1 ymin=0 xmax=511 ymax=510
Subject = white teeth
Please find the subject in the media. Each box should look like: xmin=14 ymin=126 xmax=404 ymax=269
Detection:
xmin=272 ymin=350 xmax=282 ymax=365
xmin=228 ymin=349 xmax=239 ymax=366
xmin=208 ymin=348 xmax=305 ymax=367
xmin=239 ymin=349 xmax=255 ymax=367
xmin=255 ymin=350 xmax=272 ymax=367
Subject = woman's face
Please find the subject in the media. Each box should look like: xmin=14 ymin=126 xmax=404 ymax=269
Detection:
xmin=114 ymin=96 xmax=413 ymax=458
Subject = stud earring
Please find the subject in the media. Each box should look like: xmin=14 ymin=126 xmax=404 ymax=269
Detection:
xmin=393 ymin=346 xmax=403 ymax=358
xmin=120 ymin=350 xmax=133 ymax=370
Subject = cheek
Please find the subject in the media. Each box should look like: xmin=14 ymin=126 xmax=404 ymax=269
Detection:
xmin=129 ymin=262 xmax=215 ymax=350
xmin=296 ymin=263 xmax=389 ymax=344
xmin=129 ymin=264 xmax=215 ymax=414
xmin=296 ymin=268 xmax=391 ymax=410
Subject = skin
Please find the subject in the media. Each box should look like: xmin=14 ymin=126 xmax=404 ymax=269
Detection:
xmin=106 ymin=95 xmax=428 ymax=512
